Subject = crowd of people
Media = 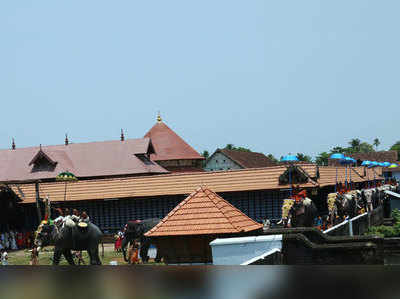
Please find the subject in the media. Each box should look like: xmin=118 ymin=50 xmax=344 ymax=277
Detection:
xmin=52 ymin=208 xmax=90 ymax=228
xmin=0 ymin=230 xmax=35 ymax=251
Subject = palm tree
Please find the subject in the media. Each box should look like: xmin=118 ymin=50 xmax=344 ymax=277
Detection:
xmin=349 ymin=138 xmax=361 ymax=152
xmin=373 ymin=138 xmax=380 ymax=151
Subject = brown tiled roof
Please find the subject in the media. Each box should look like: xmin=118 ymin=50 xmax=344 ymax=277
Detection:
xmin=144 ymin=120 xmax=204 ymax=161
xmin=0 ymin=138 xmax=167 ymax=182
xmin=144 ymin=186 xmax=263 ymax=236
xmin=349 ymin=151 xmax=398 ymax=163
xmin=11 ymin=165 xmax=382 ymax=204
xmin=216 ymin=149 xmax=277 ymax=168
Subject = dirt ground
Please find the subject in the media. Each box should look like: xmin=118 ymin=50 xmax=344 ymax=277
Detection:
xmin=4 ymin=243 xmax=163 ymax=266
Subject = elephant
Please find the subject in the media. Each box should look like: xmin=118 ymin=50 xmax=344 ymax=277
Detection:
xmin=35 ymin=221 xmax=103 ymax=265
xmin=121 ymin=218 xmax=162 ymax=264
xmin=287 ymin=198 xmax=318 ymax=228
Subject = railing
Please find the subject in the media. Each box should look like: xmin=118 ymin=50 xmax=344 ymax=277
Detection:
xmin=323 ymin=206 xmax=383 ymax=236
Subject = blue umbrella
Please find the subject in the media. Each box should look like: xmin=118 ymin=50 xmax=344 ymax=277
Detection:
xmin=361 ymin=160 xmax=371 ymax=166
xmin=330 ymin=153 xmax=345 ymax=160
xmin=281 ymin=155 xmax=299 ymax=162
xmin=367 ymin=161 xmax=377 ymax=168
xmin=383 ymin=162 xmax=391 ymax=167
xmin=330 ymin=153 xmax=345 ymax=192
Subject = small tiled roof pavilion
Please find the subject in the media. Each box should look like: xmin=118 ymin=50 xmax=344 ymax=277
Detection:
xmin=145 ymin=185 xmax=263 ymax=264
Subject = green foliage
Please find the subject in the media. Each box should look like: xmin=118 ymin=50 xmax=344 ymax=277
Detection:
xmin=315 ymin=152 xmax=330 ymax=166
xmin=201 ymin=150 xmax=210 ymax=159
xmin=328 ymin=139 xmax=375 ymax=156
xmin=349 ymin=138 xmax=361 ymax=152
xmin=359 ymin=142 xmax=375 ymax=153
xmin=390 ymin=141 xmax=400 ymax=157
xmin=373 ymin=138 xmax=380 ymax=150
xmin=365 ymin=209 xmax=400 ymax=238
xmin=266 ymin=154 xmax=278 ymax=163
xmin=296 ymin=153 xmax=312 ymax=162
xmin=223 ymin=144 xmax=251 ymax=152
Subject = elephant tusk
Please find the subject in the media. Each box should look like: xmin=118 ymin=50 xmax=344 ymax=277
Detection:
xmin=37 ymin=247 xmax=41 ymax=252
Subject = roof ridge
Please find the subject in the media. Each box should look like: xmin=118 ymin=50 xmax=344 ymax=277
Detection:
xmin=202 ymin=185 xmax=259 ymax=233
xmin=146 ymin=187 xmax=203 ymax=235
xmin=0 ymin=137 xmax=151 ymax=152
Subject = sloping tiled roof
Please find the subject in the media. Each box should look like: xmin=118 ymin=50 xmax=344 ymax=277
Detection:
xmin=144 ymin=120 xmax=204 ymax=161
xmin=11 ymin=165 xmax=382 ymax=204
xmin=349 ymin=151 xmax=398 ymax=163
xmin=144 ymin=186 xmax=263 ymax=236
xmin=0 ymin=138 xmax=167 ymax=182
xmin=216 ymin=149 xmax=277 ymax=168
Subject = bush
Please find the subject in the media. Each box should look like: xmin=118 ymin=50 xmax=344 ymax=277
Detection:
xmin=365 ymin=209 xmax=400 ymax=238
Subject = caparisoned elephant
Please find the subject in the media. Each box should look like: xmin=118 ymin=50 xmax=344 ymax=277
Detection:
xmin=287 ymin=198 xmax=318 ymax=227
xmin=121 ymin=218 xmax=162 ymax=263
xmin=35 ymin=221 xmax=103 ymax=265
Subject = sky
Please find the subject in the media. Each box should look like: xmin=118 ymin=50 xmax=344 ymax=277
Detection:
xmin=1 ymin=1 xmax=400 ymax=159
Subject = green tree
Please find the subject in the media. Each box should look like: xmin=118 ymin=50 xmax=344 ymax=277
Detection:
xmin=390 ymin=141 xmax=400 ymax=157
xmin=359 ymin=142 xmax=375 ymax=153
xmin=296 ymin=153 xmax=312 ymax=163
xmin=349 ymin=138 xmax=361 ymax=152
xmin=331 ymin=146 xmax=346 ymax=154
xmin=224 ymin=144 xmax=251 ymax=152
xmin=373 ymin=138 xmax=380 ymax=151
xmin=315 ymin=152 xmax=330 ymax=166
xmin=201 ymin=150 xmax=210 ymax=159
xmin=266 ymin=154 xmax=278 ymax=163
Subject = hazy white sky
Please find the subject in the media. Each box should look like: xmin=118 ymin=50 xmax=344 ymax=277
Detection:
xmin=1 ymin=1 xmax=399 ymax=159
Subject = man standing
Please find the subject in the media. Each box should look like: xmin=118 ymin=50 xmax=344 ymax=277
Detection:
xmin=1 ymin=249 xmax=8 ymax=266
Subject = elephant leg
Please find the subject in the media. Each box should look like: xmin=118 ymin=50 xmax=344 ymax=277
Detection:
xmin=87 ymin=249 xmax=95 ymax=265
xmin=53 ymin=249 xmax=63 ymax=265
xmin=154 ymin=246 xmax=162 ymax=263
xmin=140 ymin=240 xmax=150 ymax=263
xmin=88 ymin=248 xmax=101 ymax=265
xmin=121 ymin=237 xmax=131 ymax=263
xmin=64 ymin=250 xmax=75 ymax=266
xmin=93 ymin=246 xmax=102 ymax=265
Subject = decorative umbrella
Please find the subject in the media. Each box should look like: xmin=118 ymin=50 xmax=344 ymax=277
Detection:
xmin=56 ymin=171 xmax=77 ymax=201
xmin=56 ymin=171 xmax=78 ymax=181
xmin=383 ymin=162 xmax=391 ymax=167
xmin=361 ymin=160 xmax=371 ymax=166
xmin=330 ymin=153 xmax=345 ymax=192
xmin=389 ymin=163 xmax=399 ymax=168
xmin=281 ymin=155 xmax=299 ymax=197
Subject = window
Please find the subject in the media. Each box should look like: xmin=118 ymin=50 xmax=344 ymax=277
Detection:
xmin=216 ymin=160 xmax=218 ymax=163
xmin=135 ymin=154 xmax=154 ymax=165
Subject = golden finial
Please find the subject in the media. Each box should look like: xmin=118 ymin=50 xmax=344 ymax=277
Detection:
xmin=157 ymin=111 xmax=162 ymax=122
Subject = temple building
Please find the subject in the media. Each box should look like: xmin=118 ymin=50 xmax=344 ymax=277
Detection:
xmin=144 ymin=114 xmax=204 ymax=172
xmin=204 ymin=149 xmax=276 ymax=171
